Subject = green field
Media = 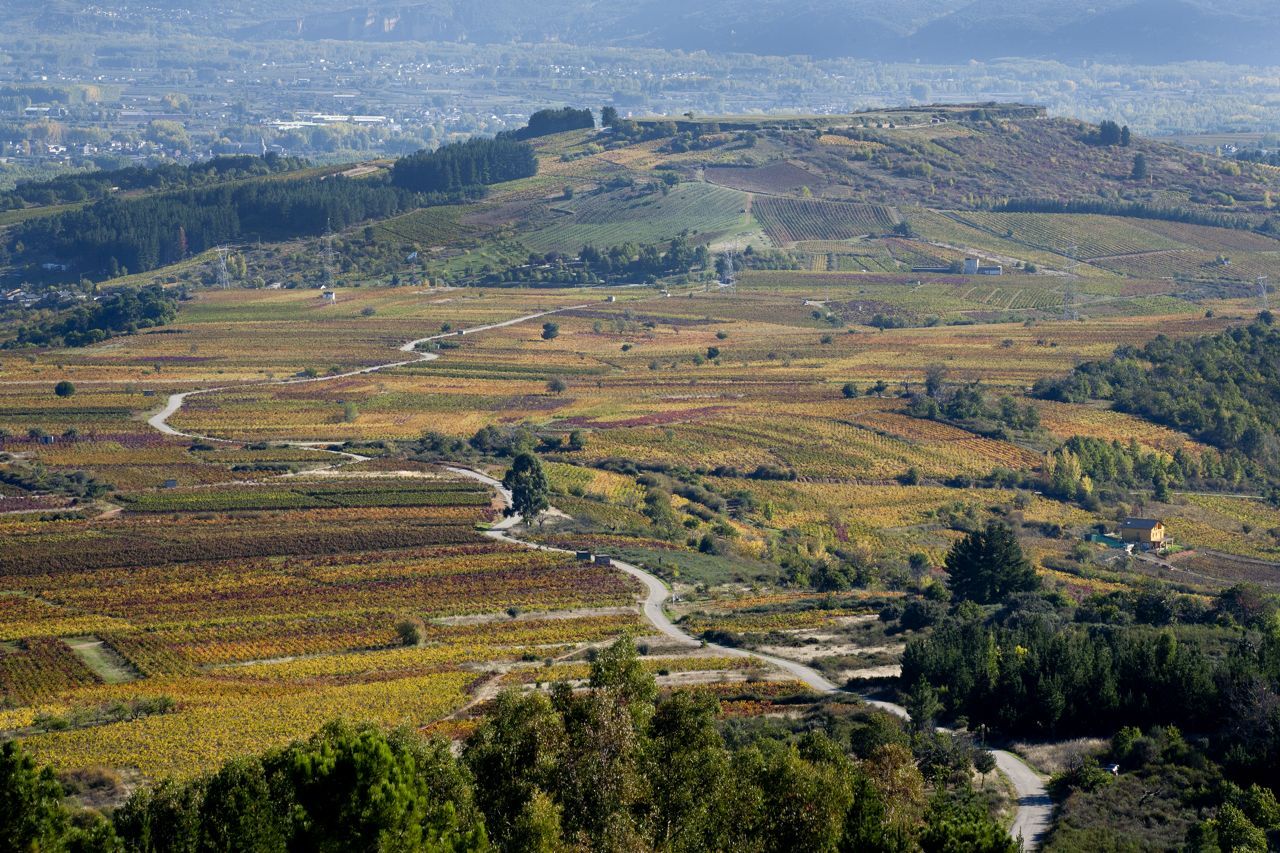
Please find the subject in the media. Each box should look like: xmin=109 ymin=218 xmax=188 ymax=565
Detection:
xmin=521 ymin=182 xmax=750 ymax=252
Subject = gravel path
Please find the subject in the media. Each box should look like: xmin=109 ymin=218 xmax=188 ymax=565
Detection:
xmin=144 ymin=304 xmax=1052 ymax=849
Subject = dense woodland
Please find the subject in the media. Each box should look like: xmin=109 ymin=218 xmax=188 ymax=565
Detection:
xmin=898 ymin=525 xmax=1280 ymax=840
xmin=476 ymin=236 xmax=712 ymax=286
xmin=8 ymin=178 xmax=419 ymax=280
xmin=390 ymin=138 xmax=537 ymax=195
xmin=505 ymin=107 xmax=595 ymax=141
xmin=1033 ymin=314 xmax=1280 ymax=480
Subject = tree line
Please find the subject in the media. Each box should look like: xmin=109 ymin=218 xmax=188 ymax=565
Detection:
xmin=1033 ymin=314 xmax=1280 ymax=480
xmin=9 ymin=177 xmax=420 ymax=280
xmin=390 ymin=137 xmax=537 ymax=195
xmin=1043 ymin=434 xmax=1264 ymax=503
xmin=899 ymin=522 xmax=1279 ymax=787
xmin=994 ymin=197 xmax=1260 ymax=231
xmin=4 ymin=284 xmax=180 ymax=348
xmin=0 ymin=154 xmax=306 ymax=211
xmin=3 ymin=638 xmax=1020 ymax=853
xmin=502 ymin=107 xmax=595 ymax=141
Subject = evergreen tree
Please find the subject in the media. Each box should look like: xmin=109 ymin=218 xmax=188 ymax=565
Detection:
xmin=944 ymin=522 xmax=1039 ymax=604
xmin=1 ymin=741 xmax=119 ymax=851
xmin=1131 ymin=153 xmax=1149 ymax=180
xmin=502 ymin=451 xmax=550 ymax=521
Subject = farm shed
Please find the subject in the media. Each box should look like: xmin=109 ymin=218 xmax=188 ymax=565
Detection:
xmin=1120 ymin=518 xmax=1166 ymax=545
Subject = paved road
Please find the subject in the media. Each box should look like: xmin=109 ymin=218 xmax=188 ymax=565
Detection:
xmin=145 ymin=304 xmax=1051 ymax=850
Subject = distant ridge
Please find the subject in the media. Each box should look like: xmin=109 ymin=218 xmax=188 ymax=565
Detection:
xmin=221 ymin=0 xmax=1280 ymax=65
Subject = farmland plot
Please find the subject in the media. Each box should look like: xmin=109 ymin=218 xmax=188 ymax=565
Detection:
xmin=521 ymin=183 xmax=749 ymax=253
xmin=753 ymin=197 xmax=899 ymax=243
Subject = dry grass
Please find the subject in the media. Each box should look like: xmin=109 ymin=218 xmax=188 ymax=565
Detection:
xmin=1011 ymin=737 xmax=1108 ymax=775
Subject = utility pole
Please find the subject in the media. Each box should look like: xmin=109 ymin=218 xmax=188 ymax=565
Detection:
xmin=216 ymin=247 xmax=231 ymax=290
xmin=322 ymin=221 xmax=336 ymax=290
xmin=721 ymin=243 xmax=737 ymax=294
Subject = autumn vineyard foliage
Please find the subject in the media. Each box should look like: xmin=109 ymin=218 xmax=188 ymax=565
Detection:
xmin=2 ymin=106 xmax=1280 ymax=850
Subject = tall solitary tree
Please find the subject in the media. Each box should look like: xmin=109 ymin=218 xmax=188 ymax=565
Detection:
xmin=1131 ymin=153 xmax=1149 ymax=181
xmin=944 ymin=521 xmax=1039 ymax=604
xmin=601 ymin=105 xmax=619 ymax=128
xmin=503 ymin=451 xmax=550 ymax=522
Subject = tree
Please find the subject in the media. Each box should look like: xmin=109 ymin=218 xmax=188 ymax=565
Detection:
xmin=1 ymin=740 xmax=72 ymax=851
xmin=1 ymin=741 xmax=118 ymax=851
xmin=1097 ymin=120 xmax=1122 ymax=146
xmin=706 ymin=346 xmax=720 ymax=360
xmin=1131 ymin=153 xmax=1149 ymax=181
xmin=1120 ymin=125 xmax=1132 ymax=146
xmin=924 ymin=364 xmax=948 ymax=399
xmin=463 ymin=691 xmax=566 ymax=849
xmin=601 ymin=106 xmax=619 ymax=128
xmin=54 ymin=380 xmax=75 ymax=397
xmin=567 ymin=430 xmax=586 ymax=451
xmin=919 ymin=792 xmax=1018 ymax=853
xmin=541 ymin=322 xmax=559 ymax=340
xmin=905 ymin=679 xmax=943 ymax=732
xmin=944 ymin=521 xmax=1039 ymax=604
xmin=973 ymin=750 xmax=997 ymax=787
xmin=643 ymin=690 xmax=731 ymax=852
xmin=842 ymin=382 xmax=858 ymax=398
xmin=546 ymin=376 xmax=567 ymax=394
xmin=197 ymin=757 xmax=289 ymax=852
xmin=273 ymin=721 xmax=486 ymax=852
xmin=502 ymin=451 xmax=549 ymax=521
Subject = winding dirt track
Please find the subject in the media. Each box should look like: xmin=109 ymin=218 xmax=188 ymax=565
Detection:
xmin=147 ymin=303 xmax=1050 ymax=849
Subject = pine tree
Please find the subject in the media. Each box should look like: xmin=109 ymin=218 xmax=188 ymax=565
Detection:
xmin=944 ymin=522 xmax=1039 ymax=604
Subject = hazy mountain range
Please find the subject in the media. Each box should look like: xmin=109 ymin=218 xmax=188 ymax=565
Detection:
xmin=16 ymin=0 xmax=1280 ymax=65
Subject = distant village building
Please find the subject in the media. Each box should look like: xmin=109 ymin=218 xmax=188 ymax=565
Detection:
xmin=1120 ymin=518 xmax=1166 ymax=546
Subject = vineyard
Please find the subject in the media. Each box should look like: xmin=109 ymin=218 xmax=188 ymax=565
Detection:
xmin=0 ymin=464 xmax=655 ymax=776
xmin=753 ymin=197 xmax=899 ymax=243
xmin=521 ymin=183 xmax=749 ymax=253
xmin=944 ymin=211 xmax=1188 ymax=260
xmin=4 ymin=110 xmax=1279 ymax=794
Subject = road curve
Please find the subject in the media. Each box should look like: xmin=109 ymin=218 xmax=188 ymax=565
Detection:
xmin=147 ymin=305 xmax=587 ymax=440
xmin=144 ymin=303 xmax=1050 ymax=849
xmin=447 ymin=466 xmax=1049 ymax=849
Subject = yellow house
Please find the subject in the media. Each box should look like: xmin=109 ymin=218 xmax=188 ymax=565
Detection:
xmin=1120 ymin=518 xmax=1165 ymax=545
